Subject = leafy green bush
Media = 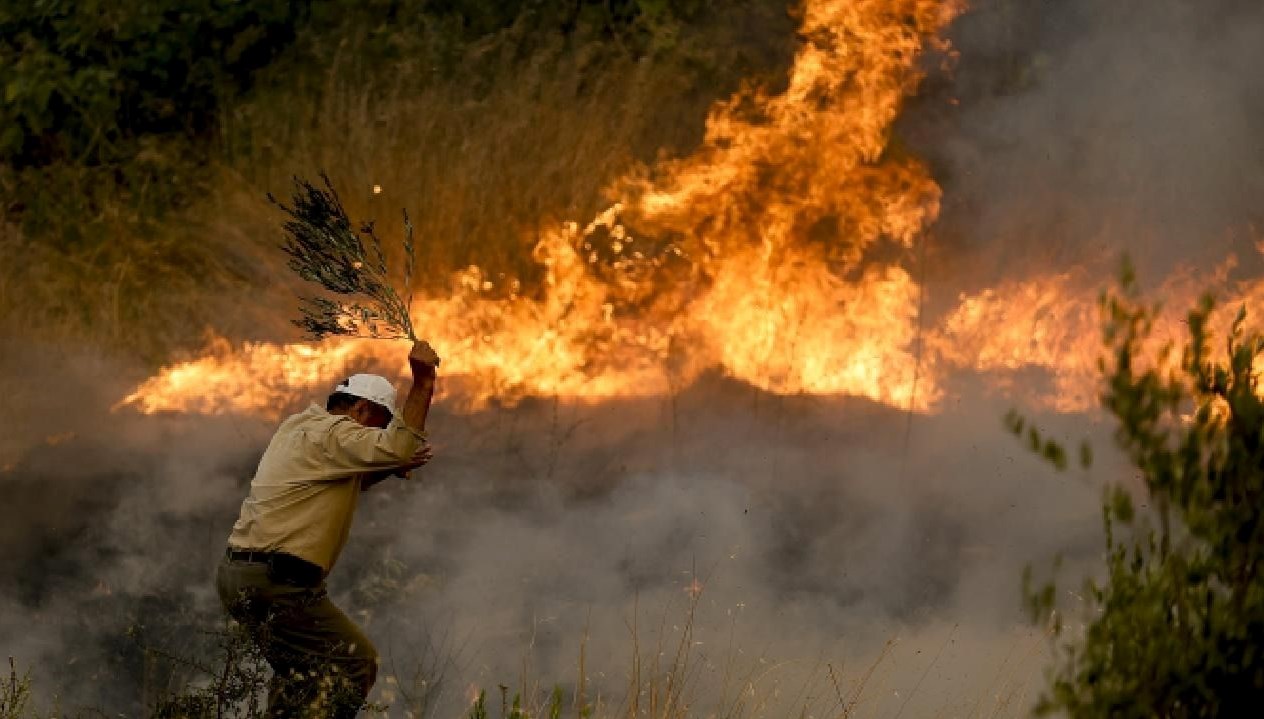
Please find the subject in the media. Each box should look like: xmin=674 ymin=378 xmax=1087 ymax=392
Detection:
xmin=0 ymin=0 xmax=301 ymax=167
xmin=0 ymin=0 xmax=720 ymax=170
xmin=1022 ymin=265 xmax=1264 ymax=717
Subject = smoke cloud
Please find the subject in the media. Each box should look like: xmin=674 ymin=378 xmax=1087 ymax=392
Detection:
xmin=2 ymin=345 xmax=1108 ymax=716
xmin=920 ymin=0 xmax=1264 ymax=288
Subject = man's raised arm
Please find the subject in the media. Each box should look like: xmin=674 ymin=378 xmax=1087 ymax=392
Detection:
xmin=358 ymin=341 xmax=440 ymax=490
xmin=402 ymin=340 xmax=440 ymax=432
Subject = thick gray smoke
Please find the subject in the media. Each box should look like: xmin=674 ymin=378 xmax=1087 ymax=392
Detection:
xmin=919 ymin=0 xmax=1264 ymax=289
xmin=5 ymin=0 xmax=1262 ymax=716
xmin=1 ymin=345 xmax=1108 ymax=716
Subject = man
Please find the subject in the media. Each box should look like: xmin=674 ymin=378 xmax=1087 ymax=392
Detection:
xmin=216 ymin=340 xmax=441 ymax=717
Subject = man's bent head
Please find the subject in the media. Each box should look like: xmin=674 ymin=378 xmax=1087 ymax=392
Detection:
xmin=327 ymin=374 xmax=397 ymax=428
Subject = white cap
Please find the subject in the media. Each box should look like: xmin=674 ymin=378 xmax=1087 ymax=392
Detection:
xmin=333 ymin=374 xmax=397 ymax=413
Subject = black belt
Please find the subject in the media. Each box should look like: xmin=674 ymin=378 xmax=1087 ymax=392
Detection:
xmin=225 ymin=547 xmax=272 ymax=563
xmin=225 ymin=547 xmax=324 ymax=587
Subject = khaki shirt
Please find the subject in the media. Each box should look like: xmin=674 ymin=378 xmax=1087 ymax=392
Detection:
xmin=228 ymin=403 xmax=425 ymax=573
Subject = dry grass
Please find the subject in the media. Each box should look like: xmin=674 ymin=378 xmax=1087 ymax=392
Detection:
xmin=1 ymin=658 xmax=33 ymax=719
xmin=0 ymin=217 xmax=245 ymax=364
xmin=6 ymin=598 xmax=1045 ymax=719
xmin=432 ymin=635 xmax=1042 ymax=719
xmin=0 ymin=4 xmax=792 ymax=366
xmin=213 ymin=12 xmax=790 ymax=294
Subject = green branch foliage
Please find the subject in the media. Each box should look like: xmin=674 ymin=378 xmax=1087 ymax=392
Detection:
xmin=1018 ymin=260 xmax=1264 ymax=717
xmin=270 ymin=174 xmax=418 ymax=342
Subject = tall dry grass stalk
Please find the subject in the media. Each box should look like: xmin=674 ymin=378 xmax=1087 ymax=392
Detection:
xmin=1 ymin=658 xmax=33 ymax=719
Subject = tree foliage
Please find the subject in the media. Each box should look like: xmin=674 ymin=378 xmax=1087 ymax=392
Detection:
xmin=1022 ymin=265 xmax=1264 ymax=717
xmin=0 ymin=0 xmax=302 ymax=167
xmin=0 ymin=0 xmax=720 ymax=170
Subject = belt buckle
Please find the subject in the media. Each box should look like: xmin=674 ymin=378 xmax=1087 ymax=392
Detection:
xmin=227 ymin=547 xmax=265 ymax=563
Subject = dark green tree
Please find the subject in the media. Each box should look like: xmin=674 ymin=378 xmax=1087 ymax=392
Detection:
xmin=1020 ymin=266 xmax=1264 ymax=717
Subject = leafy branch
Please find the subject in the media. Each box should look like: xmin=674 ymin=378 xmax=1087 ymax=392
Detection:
xmin=270 ymin=173 xmax=418 ymax=341
xmin=1017 ymin=260 xmax=1264 ymax=717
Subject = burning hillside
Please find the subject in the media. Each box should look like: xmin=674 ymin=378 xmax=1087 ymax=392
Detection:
xmin=113 ymin=0 xmax=1262 ymax=421
xmin=8 ymin=0 xmax=1264 ymax=714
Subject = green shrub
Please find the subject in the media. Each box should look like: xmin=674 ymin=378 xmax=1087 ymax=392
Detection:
xmin=1021 ymin=264 xmax=1264 ymax=716
xmin=0 ymin=0 xmax=301 ymax=167
xmin=0 ymin=0 xmax=721 ymax=170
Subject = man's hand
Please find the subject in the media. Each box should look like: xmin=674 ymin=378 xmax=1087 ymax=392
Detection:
xmin=363 ymin=445 xmax=434 ymax=490
xmin=409 ymin=340 xmax=441 ymax=375
xmin=391 ymin=444 xmax=434 ymax=479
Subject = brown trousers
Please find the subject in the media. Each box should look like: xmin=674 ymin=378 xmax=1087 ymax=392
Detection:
xmin=216 ymin=556 xmax=377 ymax=719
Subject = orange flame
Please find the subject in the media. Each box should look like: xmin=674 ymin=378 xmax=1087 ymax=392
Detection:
xmin=120 ymin=0 xmax=964 ymax=419
xmin=931 ymin=272 xmax=1103 ymax=412
xmin=115 ymin=0 xmax=1262 ymax=421
xmin=934 ymin=253 xmax=1264 ymax=411
xmin=118 ymin=335 xmax=372 ymax=416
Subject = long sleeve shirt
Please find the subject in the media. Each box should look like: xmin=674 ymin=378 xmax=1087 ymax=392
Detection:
xmin=227 ymin=403 xmax=425 ymax=573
